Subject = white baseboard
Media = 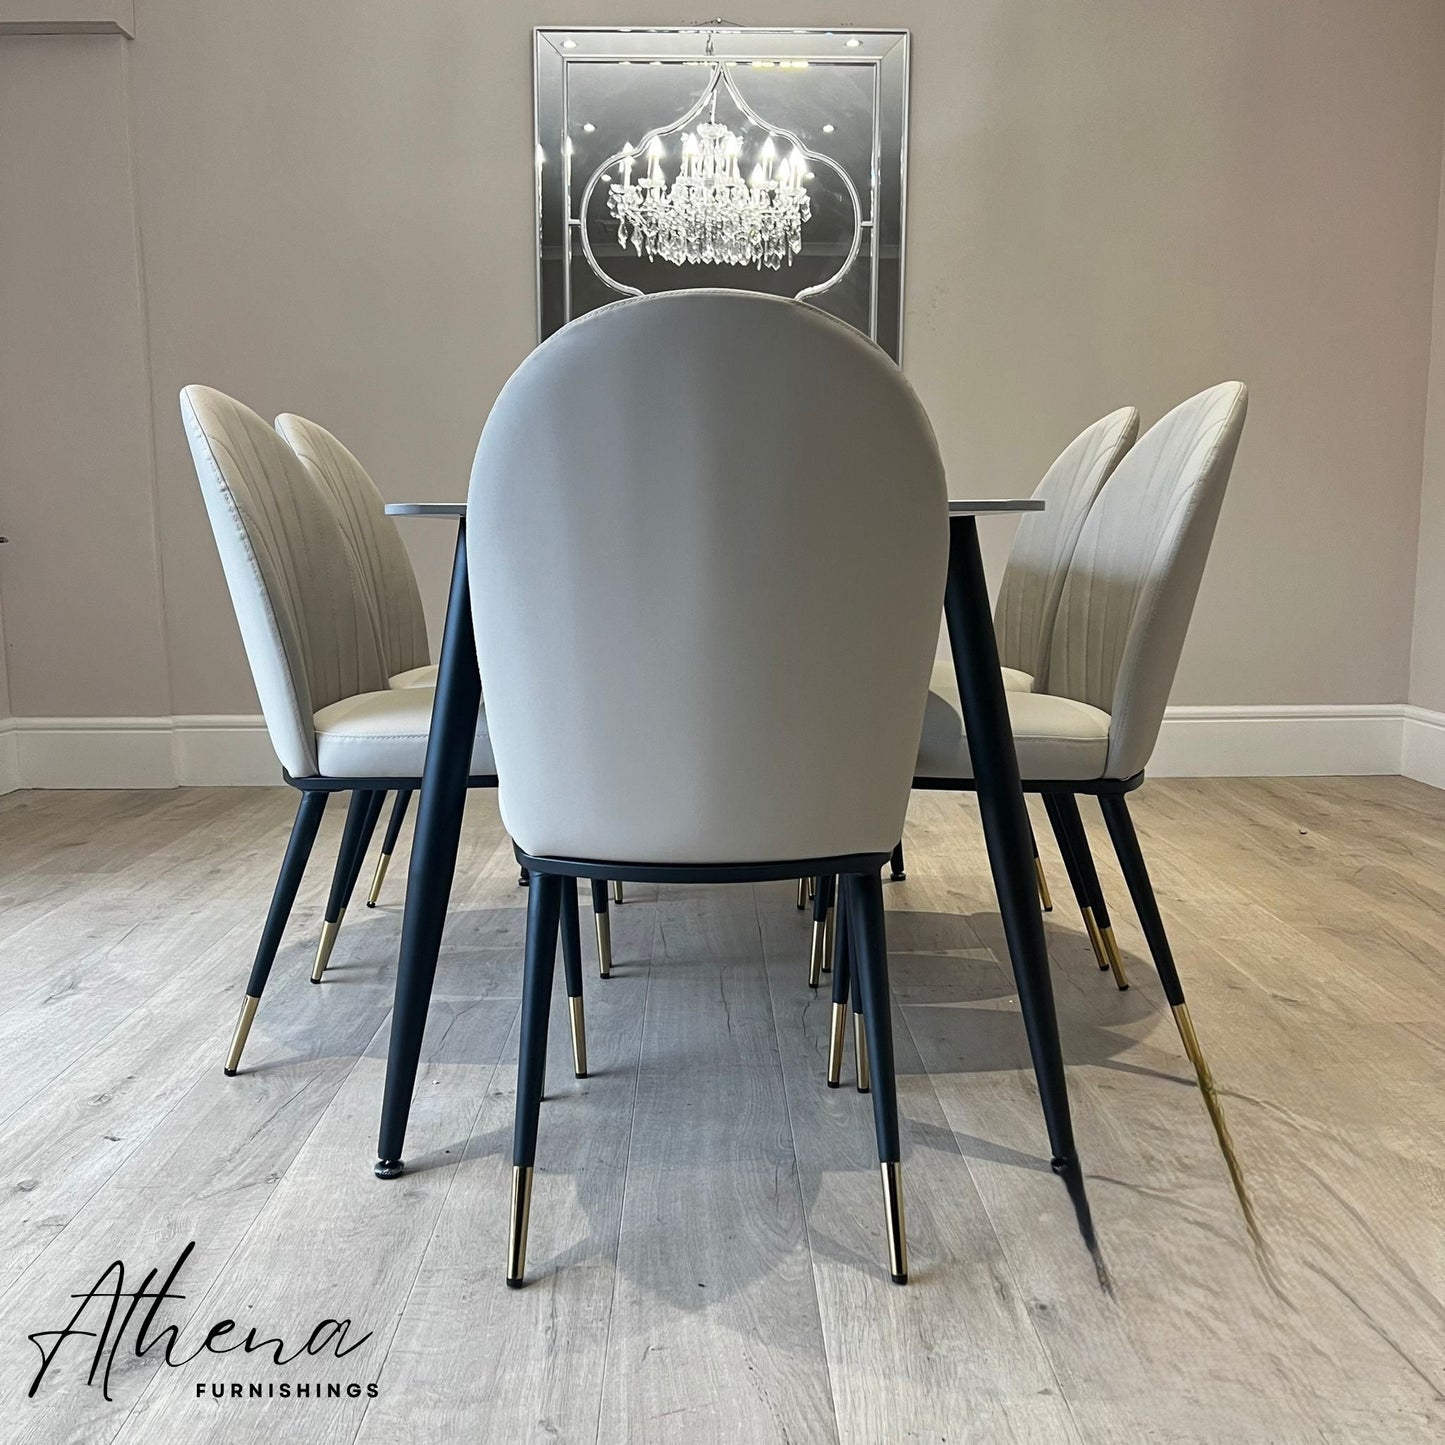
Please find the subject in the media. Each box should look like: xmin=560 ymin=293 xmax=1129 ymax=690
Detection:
xmin=171 ymin=715 xmax=282 ymax=787
xmin=1150 ymin=704 xmax=1404 ymax=778
xmin=3 ymin=704 xmax=1443 ymax=791
xmin=12 ymin=716 xmax=177 ymax=789
xmin=9 ymin=714 xmax=280 ymax=790
xmin=1401 ymin=705 xmax=1445 ymax=789
xmin=0 ymin=720 xmax=18 ymax=796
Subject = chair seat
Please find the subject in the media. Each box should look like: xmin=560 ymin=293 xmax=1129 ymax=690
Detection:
xmin=389 ymin=664 xmax=439 ymax=689
xmin=929 ymin=658 xmax=1034 ymax=702
xmin=917 ymin=688 xmax=1112 ymax=782
xmin=313 ymin=688 xmax=494 ymax=778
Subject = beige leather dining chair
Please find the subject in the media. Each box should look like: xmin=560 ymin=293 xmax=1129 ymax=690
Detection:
xmin=465 ymin=290 xmax=948 ymax=1288
xmin=273 ymin=414 xmax=433 ymax=975
xmin=909 ymin=381 xmax=1256 ymax=1235
xmin=804 ymin=413 xmax=1140 ymax=990
xmin=182 ymin=386 xmax=594 ymax=1082
xmin=276 ymin=412 xmax=620 ymax=978
xmin=931 ymin=405 xmax=1140 ymax=704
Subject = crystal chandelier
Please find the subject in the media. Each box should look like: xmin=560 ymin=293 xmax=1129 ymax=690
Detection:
xmin=608 ymin=121 xmax=812 ymax=270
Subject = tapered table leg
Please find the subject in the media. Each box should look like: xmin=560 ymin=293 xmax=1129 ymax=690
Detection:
xmin=376 ymin=521 xmax=481 ymax=1177
xmin=944 ymin=514 xmax=1078 ymax=1172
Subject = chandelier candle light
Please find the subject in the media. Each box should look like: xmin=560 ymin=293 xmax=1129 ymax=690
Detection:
xmin=608 ymin=122 xmax=812 ymax=269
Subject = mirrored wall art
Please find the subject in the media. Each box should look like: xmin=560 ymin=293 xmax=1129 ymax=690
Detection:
xmin=535 ymin=26 xmax=910 ymax=361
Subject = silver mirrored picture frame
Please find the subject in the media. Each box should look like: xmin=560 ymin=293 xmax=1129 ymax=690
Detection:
xmin=535 ymin=25 xmax=910 ymax=361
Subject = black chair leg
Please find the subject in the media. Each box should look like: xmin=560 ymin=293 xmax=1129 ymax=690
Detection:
xmin=312 ymin=789 xmax=385 ymax=983
xmin=376 ymin=520 xmax=481 ymax=1180
xmin=366 ymin=788 xmax=412 ymax=907
xmin=945 ymin=515 xmax=1078 ymax=1175
xmin=508 ymin=872 xmax=563 ymax=1288
xmin=1099 ymin=794 xmax=1260 ymax=1242
xmin=844 ymin=871 xmax=908 ymax=1284
xmin=1044 ymin=793 xmax=1128 ymax=990
xmin=590 ymin=878 xmax=612 ymax=978
xmin=558 ymin=876 xmax=587 ymax=1078
xmin=1042 ymin=792 xmax=1099 ymax=965
xmin=889 ymin=841 xmax=906 ymax=882
xmin=826 ymin=888 xmax=852 ymax=1087
xmin=518 ymin=865 xmax=530 ymax=888
xmin=808 ymin=873 xmax=835 ymax=988
xmin=225 ymin=790 xmax=328 ymax=1075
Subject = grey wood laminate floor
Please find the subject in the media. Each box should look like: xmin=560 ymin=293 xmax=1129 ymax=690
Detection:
xmin=0 ymin=779 xmax=1442 ymax=1443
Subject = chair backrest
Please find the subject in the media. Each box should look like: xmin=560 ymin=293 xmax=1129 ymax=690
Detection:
xmin=275 ymin=414 xmax=430 ymax=679
xmin=467 ymin=291 xmax=949 ymax=865
xmin=180 ymin=385 xmax=389 ymax=777
xmin=1046 ymin=382 xmax=1248 ymax=779
xmin=995 ymin=407 xmax=1139 ymax=684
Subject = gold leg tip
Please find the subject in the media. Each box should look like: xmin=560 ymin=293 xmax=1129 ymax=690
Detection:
xmin=611 ymin=881 xmax=624 ymax=905
xmin=1100 ymin=924 xmax=1129 ymax=990
xmin=854 ymin=1021 xmax=872 ymax=1094
xmin=311 ymin=915 xmax=343 ymax=983
xmin=1081 ymin=907 xmax=1109 ymax=971
xmin=365 ymin=851 xmax=391 ymax=908
xmin=507 ymin=1166 xmax=534 ymax=1287
xmin=881 ymin=1162 xmax=909 ymax=1284
xmin=808 ymin=921 xmax=826 ymax=989
xmin=594 ymin=913 xmax=612 ymax=978
xmin=827 ymin=1001 xmax=847 ymax=1087
xmin=1034 ymin=857 xmax=1053 ymax=912
xmin=569 ymin=996 xmax=588 ymax=1079
xmin=1171 ymin=1003 xmax=1262 ymax=1244
xmin=224 ymin=995 xmax=260 ymax=1075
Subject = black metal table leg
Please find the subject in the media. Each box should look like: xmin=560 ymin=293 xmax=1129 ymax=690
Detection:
xmin=376 ymin=521 xmax=482 ymax=1177
xmin=944 ymin=514 xmax=1078 ymax=1173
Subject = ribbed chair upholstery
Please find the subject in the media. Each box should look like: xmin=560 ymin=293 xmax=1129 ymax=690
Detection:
xmin=180 ymin=385 xmax=511 ymax=1077
xmin=912 ymin=381 xmax=1256 ymax=1236
xmin=931 ymin=405 xmax=1139 ymax=704
xmin=919 ymin=406 xmax=1138 ymax=912
xmin=275 ymin=414 xmax=433 ymax=690
xmin=466 ymin=291 xmax=948 ymax=1287
xmin=274 ymin=414 xmax=431 ymax=927
xmin=274 ymin=414 xmax=435 ymax=926
xmin=275 ymin=412 xmax=620 ymax=960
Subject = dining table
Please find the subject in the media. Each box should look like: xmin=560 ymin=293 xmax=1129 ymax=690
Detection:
xmin=373 ymin=497 xmax=1080 ymax=1184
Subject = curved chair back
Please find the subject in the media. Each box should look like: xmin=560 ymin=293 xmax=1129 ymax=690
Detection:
xmin=275 ymin=414 xmax=430 ymax=680
xmin=468 ymin=291 xmax=949 ymax=865
xmin=180 ymin=385 xmax=389 ymax=778
xmin=995 ymin=407 xmax=1139 ymax=685
xmin=1046 ymin=382 xmax=1248 ymax=779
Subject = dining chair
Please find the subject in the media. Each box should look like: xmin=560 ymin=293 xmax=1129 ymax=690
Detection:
xmin=180 ymin=386 xmax=587 ymax=1081
xmin=272 ymin=413 xmax=431 ymax=972
xmin=919 ymin=406 xmax=1140 ymax=920
xmin=907 ymin=380 xmax=1256 ymax=1233
xmin=464 ymin=290 xmax=947 ymax=1288
xmin=275 ymin=412 xmax=620 ymax=978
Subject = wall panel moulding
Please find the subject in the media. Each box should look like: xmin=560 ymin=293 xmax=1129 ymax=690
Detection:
xmin=0 ymin=1 xmax=134 ymax=36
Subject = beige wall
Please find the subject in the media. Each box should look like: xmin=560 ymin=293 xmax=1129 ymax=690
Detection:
xmin=1411 ymin=112 xmax=1445 ymax=715
xmin=0 ymin=34 xmax=170 ymax=718
xmin=2 ymin=1 xmax=1444 ymax=723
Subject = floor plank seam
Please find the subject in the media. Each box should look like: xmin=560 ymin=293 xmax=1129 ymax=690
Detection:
xmin=351 ymin=1033 xmax=519 ymax=1445
xmin=751 ymin=883 xmax=844 ymax=1445
xmin=888 ymin=969 xmax=1083 ymax=1438
xmin=590 ymin=901 xmax=659 ymax=1445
